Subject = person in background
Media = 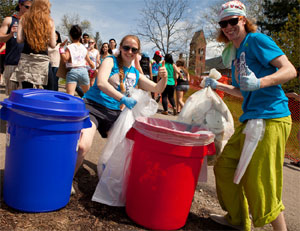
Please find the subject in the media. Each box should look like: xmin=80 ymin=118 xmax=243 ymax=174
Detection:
xmin=109 ymin=38 xmax=117 ymax=55
xmin=15 ymin=0 xmax=56 ymax=90
xmin=59 ymin=25 xmax=94 ymax=96
xmin=0 ymin=0 xmax=32 ymax=95
xmin=161 ymin=53 xmax=181 ymax=116
xmin=150 ymin=50 xmax=162 ymax=101
xmin=0 ymin=43 xmax=5 ymax=86
xmin=71 ymin=35 xmax=168 ymax=194
xmin=175 ymin=59 xmax=190 ymax=114
xmin=82 ymin=33 xmax=89 ymax=49
xmin=139 ymin=53 xmax=152 ymax=79
xmin=100 ymin=42 xmax=112 ymax=64
xmin=204 ymin=1 xmax=297 ymax=230
xmin=48 ymin=30 xmax=62 ymax=91
xmin=87 ymin=38 xmax=100 ymax=87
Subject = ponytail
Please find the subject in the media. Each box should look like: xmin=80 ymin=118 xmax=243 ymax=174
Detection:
xmin=116 ymin=53 xmax=126 ymax=93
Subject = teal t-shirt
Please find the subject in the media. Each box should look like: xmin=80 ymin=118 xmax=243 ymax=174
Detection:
xmin=165 ymin=63 xmax=175 ymax=86
xmin=231 ymin=32 xmax=290 ymax=122
xmin=84 ymin=56 xmax=139 ymax=110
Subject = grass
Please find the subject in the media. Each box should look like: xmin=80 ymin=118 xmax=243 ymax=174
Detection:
xmin=183 ymin=88 xmax=300 ymax=160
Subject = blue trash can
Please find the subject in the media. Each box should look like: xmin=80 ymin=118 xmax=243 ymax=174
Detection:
xmin=0 ymin=89 xmax=92 ymax=212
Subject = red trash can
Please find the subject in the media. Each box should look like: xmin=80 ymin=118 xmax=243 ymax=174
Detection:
xmin=125 ymin=117 xmax=215 ymax=230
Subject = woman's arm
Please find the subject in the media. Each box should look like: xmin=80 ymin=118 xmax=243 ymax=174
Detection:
xmin=59 ymin=39 xmax=70 ymax=63
xmin=216 ymin=82 xmax=243 ymax=98
xmin=260 ymin=55 xmax=297 ymax=88
xmin=85 ymin=53 xmax=95 ymax=69
xmin=16 ymin=19 xmax=24 ymax=44
xmin=97 ymin=57 xmax=124 ymax=101
xmin=48 ymin=19 xmax=56 ymax=48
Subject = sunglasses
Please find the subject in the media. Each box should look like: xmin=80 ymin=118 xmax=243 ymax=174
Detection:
xmin=89 ymin=41 xmax=95 ymax=43
xmin=218 ymin=17 xmax=242 ymax=28
xmin=22 ymin=4 xmax=31 ymax=9
xmin=122 ymin=45 xmax=139 ymax=54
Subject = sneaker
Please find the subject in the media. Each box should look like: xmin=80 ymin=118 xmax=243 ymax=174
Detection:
xmin=210 ymin=214 xmax=243 ymax=230
xmin=162 ymin=111 xmax=168 ymax=115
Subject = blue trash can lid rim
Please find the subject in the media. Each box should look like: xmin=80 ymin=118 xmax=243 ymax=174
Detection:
xmin=1 ymin=89 xmax=89 ymax=117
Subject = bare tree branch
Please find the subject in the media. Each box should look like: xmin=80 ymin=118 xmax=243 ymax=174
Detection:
xmin=135 ymin=0 xmax=190 ymax=55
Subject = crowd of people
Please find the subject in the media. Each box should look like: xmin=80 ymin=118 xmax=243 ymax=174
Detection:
xmin=0 ymin=0 xmax=298 ymax=230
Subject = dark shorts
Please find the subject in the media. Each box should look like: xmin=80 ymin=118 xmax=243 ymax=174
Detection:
xmin=84 ymin=98 xmax=121 ymax=138
xmin=152 ymin=75 xmax=158 ymax=83
xmin=176 ymin=84 xmax=189 ymax=92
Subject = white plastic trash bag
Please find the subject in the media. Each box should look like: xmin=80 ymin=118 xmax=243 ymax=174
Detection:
xmin=233 ymin=119 xmax=265 ymax=184
xmin=177 ymin=87 xmax=234 ymax=155
xmin=92 ymin=88 xmax=158 ymax=206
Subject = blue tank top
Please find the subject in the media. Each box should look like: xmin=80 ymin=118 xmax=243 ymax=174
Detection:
xmin=84 ymin=56 xmax=140 ymax=110
xmin=4 ymin=16 xmax=24 ymax=65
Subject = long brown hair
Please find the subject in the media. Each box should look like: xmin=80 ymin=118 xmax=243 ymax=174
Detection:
xmin=216 ymin=17 xmax=257 ymax=44
xmin=22 ymin=0 xmax=52 ymax=52
xmin=116 ymin=35 xmax=141 ymax=93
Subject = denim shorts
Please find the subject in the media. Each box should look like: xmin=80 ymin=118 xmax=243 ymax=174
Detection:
xmin=66 ymin=67 xmax=89 ymax=85
xmin=176 ymin=84 xmax=189 ymax=92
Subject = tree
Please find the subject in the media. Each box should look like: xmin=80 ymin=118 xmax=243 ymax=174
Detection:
xmin=257 ymin=0 xmax=299 ymax=35
xmin=56 ymin=13 xmax=92 ymax=39
xmin=258 ymin=0 xmax=299 ymax=92
xmin=135 ymin=0 xmax=190 ymax=55
xmin=274 ymin=9 xmax=300 ymax=92
xmin=94 ymin=31 xmax=102 ymax=49
xmin=0 ymin=0 xmax=17 ymax=22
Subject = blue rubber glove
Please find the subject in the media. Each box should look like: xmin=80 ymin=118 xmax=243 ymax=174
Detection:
xmin=204 ymin=78 xmax=218 ymax=89
xmin=120 ymin=96 xmax=137 ymax=109
xmin=240 ymin=66 xmax=261 ymax=91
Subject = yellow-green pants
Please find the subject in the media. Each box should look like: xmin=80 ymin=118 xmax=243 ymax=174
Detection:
xmin=214 ymin=116 xmax=291 ymax=230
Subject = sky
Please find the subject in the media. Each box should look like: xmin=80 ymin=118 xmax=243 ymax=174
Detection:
xmin=50 ymin=0 xmax=223 ymax=59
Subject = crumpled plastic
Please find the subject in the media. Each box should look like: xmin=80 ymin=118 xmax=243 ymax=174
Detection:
xmin=178 ymin=87 xmax=234 ymax=156
xmin=233 ymin=119 xmax=265 ymax=184
xmin=92 ymin=88 xmax=158 ymax=206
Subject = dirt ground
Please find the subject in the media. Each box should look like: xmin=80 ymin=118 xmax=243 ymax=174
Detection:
xmin=0 ymin=85 xmax=299 ymax=231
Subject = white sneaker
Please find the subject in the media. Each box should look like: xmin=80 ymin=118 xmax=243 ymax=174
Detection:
xmin=210 ymin=214 xmax=243 ymax=230
xmin=71 ymin=184 xmax=76 ymax=195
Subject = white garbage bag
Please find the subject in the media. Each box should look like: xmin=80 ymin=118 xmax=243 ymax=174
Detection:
xmin=233 ymin=119 xmax=265 ymax=184
xmin=92 ymin=88 xmax=158 ymax=206
xmin=177 ymin=87 xmax=234 ymax=182
xmin=178 ymin=87 xmax=234 ymax=155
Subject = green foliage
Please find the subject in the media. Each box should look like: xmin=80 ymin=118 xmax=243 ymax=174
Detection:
xmin=259 ymin=0 xmax=300 ymax=93
xmin=258 ymin=0 xmax=299 ymax=35
xmin=0 ymin=0 xmax=17 ymax=22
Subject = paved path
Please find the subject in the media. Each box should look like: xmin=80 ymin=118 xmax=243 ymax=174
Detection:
xmin=0 ymin=86 xmax=299 ymax=230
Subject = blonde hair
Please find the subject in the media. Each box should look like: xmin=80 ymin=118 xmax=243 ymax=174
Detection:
xmin=22 ymin=0 xmax=52 ymax=52
xmin=217 ymin=17 xmax=257 ymax=43
xmin=116 ymin=35 xmax=141 ymax=93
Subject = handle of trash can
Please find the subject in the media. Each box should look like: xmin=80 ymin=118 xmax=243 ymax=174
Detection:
xmin=1 ymin=100 xmax=12 ymax=108
xmin=126 ymin=127 xmax=136 ymax=141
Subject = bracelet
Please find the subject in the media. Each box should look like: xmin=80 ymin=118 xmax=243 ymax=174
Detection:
xmin=59 ymin=47 xmax=65 ymax=54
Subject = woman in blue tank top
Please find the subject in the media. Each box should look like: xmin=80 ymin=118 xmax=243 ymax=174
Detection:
xmin=71 ymin=35 xmax=168 ymax=193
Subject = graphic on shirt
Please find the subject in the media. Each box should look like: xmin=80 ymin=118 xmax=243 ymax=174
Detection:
xmin=124 ymin=72 xmax=137 ymax=96
xmin=234 ymin=51 xmax=246 ymax=85
xmin=151 ymin=61 xmax=159 ymax=76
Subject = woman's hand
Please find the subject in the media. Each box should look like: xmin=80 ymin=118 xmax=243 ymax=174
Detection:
xmin=158 ymin=61 xmax=167 ymax=79
xmin=60 ymin=39 xmax=68 ymax=48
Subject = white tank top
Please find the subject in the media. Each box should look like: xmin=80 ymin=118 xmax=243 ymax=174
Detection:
xmin=66 ymin=43 xmax=87 ymax=68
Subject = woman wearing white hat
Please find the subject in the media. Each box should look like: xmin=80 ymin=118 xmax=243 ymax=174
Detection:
xmin=205 ymin=1 xmax=297 ymax=230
